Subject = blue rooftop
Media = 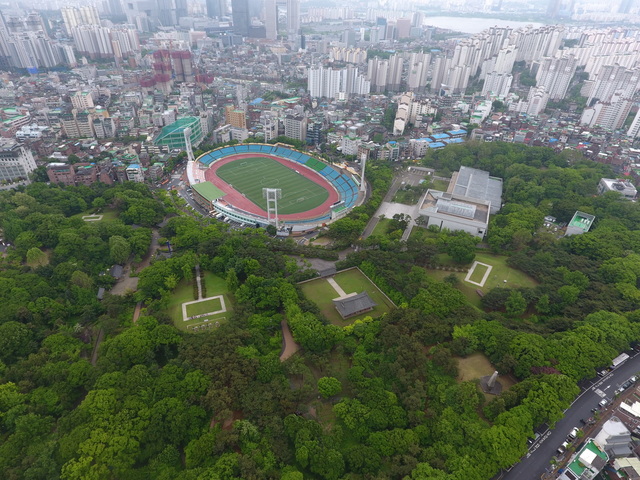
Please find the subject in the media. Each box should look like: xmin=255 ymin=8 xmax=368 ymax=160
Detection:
xmin=417 ymin=137 xmax=433 ymax=142
xmin=429 ymin=142 xmax=446 ymax=148
xmin=447 ymin=129 xmax=467 ymax=135
xmin=250 ymin=97 xmax=264 ymax=105
xmin=388 ymin=141 xmax=397 ymax=145
xmin=128 ymin=163 xmax=140 ymax=168
xmin=432 ymin=133 xmax=450 ymax=140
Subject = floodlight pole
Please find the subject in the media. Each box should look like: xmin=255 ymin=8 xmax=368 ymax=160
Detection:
xmin=263 ymin=188 xmax=282 ymax=227
xmin=184 ymin=127 xmax=195 ymax=163
xmin=359 ymin=153 xmax=367 ymax=192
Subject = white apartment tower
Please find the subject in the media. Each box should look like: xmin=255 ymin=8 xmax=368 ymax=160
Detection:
xmin=535 ymin=55 xmax=577 ymax=100
xmin=61 ymin=6 xmax=100 ymax=37
xmin=407 ymin=52 xmax=430 ymax=92
xmin=482 ymin=72 xmax=513 ymax=98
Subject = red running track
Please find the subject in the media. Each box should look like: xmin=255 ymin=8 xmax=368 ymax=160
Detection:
xmin=203 ymin=153 xmax=340 ymax=221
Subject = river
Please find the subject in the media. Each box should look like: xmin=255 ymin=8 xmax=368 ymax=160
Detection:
xmin=423 ymin=16 xmax=546 ymax=34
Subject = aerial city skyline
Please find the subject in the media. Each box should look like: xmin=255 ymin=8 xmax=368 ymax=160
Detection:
xmin=3 ymin=1 xmax=640 ymax=480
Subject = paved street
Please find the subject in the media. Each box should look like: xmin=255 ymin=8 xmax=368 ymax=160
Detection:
xmin=501 ymin=351 xmax=640 ymax=480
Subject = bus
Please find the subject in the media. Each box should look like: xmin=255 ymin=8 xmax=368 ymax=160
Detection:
xmin=611 ymin=352 xmax=630 ymax=369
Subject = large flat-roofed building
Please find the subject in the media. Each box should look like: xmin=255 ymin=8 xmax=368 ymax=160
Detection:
xmin=192 ymin=181 xmax=225 ymax=210
xmin=418 ymin=166 xmax=502 ymax=238
xmin=565 ymin=210 xmax=595 ymax=236
xmin=448 ymin=166 xmax=503 ymax=214
xmin=419 ymin=190 xmax=490 ymax=238
xmin=598 ymin=178 xmax=637 ymax=200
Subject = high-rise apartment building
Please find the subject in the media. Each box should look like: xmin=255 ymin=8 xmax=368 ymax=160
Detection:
xmin=284 ymin=115 xmax=307 ymax=142
xmin=534 ymin=55 xmax=577 ymax=100
xmin=61 ymin=6 xmax=100 ymax=36
xmin=586 ymin=64 xmax=640 ymax=105
xmin=482 ymin=72 xmax=513 ymax=98
xmin=406 ymin=52 xmax=430 ymax=92
xmin=367 ymin=54 xmax=403 ymax=92
xmin=308 ymin=65 xmax=370 ymax=98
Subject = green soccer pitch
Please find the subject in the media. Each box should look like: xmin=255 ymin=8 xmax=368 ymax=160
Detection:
xmin=215 ymin=157 xmax=330 ymax=214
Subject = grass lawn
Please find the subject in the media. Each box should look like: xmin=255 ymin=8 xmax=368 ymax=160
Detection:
xmin=168 ymin=273 xmax=233 ymax=332
xmin=73 ymin=208 xmax=119 ymax=222
xmin=456 ymin=352 xmax=516 ymax=402
xmin=468 ymin=263 xmax=489 ymax=284
xmin=300 ymin=268 xmax=395 ymax=326
xmin=371 ymin=218 xmax=392 ymax=237
xmin=432 ymin=179 xmax=450 ymax=191
xmin=216 ymin=156 xmax=329 ymax=214
xmin=185 ymin=297 xmax=223 ymax=317
xmin=393 ymin=188 xmax=424 ymax=205
xmin=426 ymin=252 xmax=537 ymax=307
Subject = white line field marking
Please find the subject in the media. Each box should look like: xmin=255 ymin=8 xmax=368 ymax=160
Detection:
xmin=464 ymin=261 xmax=493 ymax=287
xmin=182 ymin=295 xmax=227 ymax=321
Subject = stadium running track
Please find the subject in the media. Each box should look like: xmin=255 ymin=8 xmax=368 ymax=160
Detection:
xmin=204 ymin=153 xmax=340 ymax=221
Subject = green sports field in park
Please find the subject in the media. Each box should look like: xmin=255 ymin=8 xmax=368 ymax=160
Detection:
xmin=216 ymin=157 xmax=330 ymax=214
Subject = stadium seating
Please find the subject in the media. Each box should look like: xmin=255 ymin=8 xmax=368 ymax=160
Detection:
xmin=199 ymin=144 xmax=360 ymax=217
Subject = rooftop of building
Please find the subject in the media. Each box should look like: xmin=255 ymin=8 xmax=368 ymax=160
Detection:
xmin=448 ymin=166 xmax=503 ymax=212
xmin=420 ymin=190 xmax=490 ymax=224
xmin=566 ymin=439 xmax=607 ymax=478
xmin=192 ymin=181 xmax=226 ymax=202
xmin=568 ymin=210 xmax=596 ymax=232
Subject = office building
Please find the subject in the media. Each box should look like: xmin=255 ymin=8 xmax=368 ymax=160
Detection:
xmin=232 ymin=0 xmax=251 ymax=36
xmin=264 ymin=0 xmax=277 ymax=39
xmin=0 ymin=139 xmax=36 ymax=183
xmin=206 ymin=0 xmax=226 ymax=17
xmin=154 ymin=116 xmax=204 ymax=150
xmin=287 ymin=0 xmax=300 ymax=34
xmin=225 ymin=105 xmax=247 ymax=129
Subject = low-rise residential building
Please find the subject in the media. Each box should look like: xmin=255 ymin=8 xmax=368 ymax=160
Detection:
xmin=0 ymin=139 xmax=36 ymax=184
xmin=598 ymin=177 xmax=637 ymax=199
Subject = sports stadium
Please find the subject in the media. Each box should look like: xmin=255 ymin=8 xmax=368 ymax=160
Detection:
xmin=186 ymin=143 xmax=364 ymax=233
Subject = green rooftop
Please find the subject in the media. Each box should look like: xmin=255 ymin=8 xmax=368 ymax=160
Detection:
xmin=569 ymin=211 xmax=595 ymax=232
xmin=567 ymin=439 xmax=607 ymax=477
xmin=192 ymin=182 xmax=226 ymax=202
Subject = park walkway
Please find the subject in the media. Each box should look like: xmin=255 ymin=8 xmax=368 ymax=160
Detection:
xmin=327 ymin=277 xmax=347 ymax=297
xmin=195 ymin=264 xmax=202 ymax=299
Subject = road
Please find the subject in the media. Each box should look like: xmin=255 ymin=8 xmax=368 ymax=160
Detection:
xmin=361 ymin=167 xmax=435 ymax=239
xmin=502 ymin=351 xmax=640 ymax=480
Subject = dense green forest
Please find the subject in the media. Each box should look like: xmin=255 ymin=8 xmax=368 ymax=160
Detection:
xmin=2 ymin=142 xmax=640 ymax=479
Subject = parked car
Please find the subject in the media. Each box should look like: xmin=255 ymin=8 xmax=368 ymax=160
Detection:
xmin=557 ymin=441 xmax=569 ymax=455
xmin=568 ymin=427 xmax=579 ymax=440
